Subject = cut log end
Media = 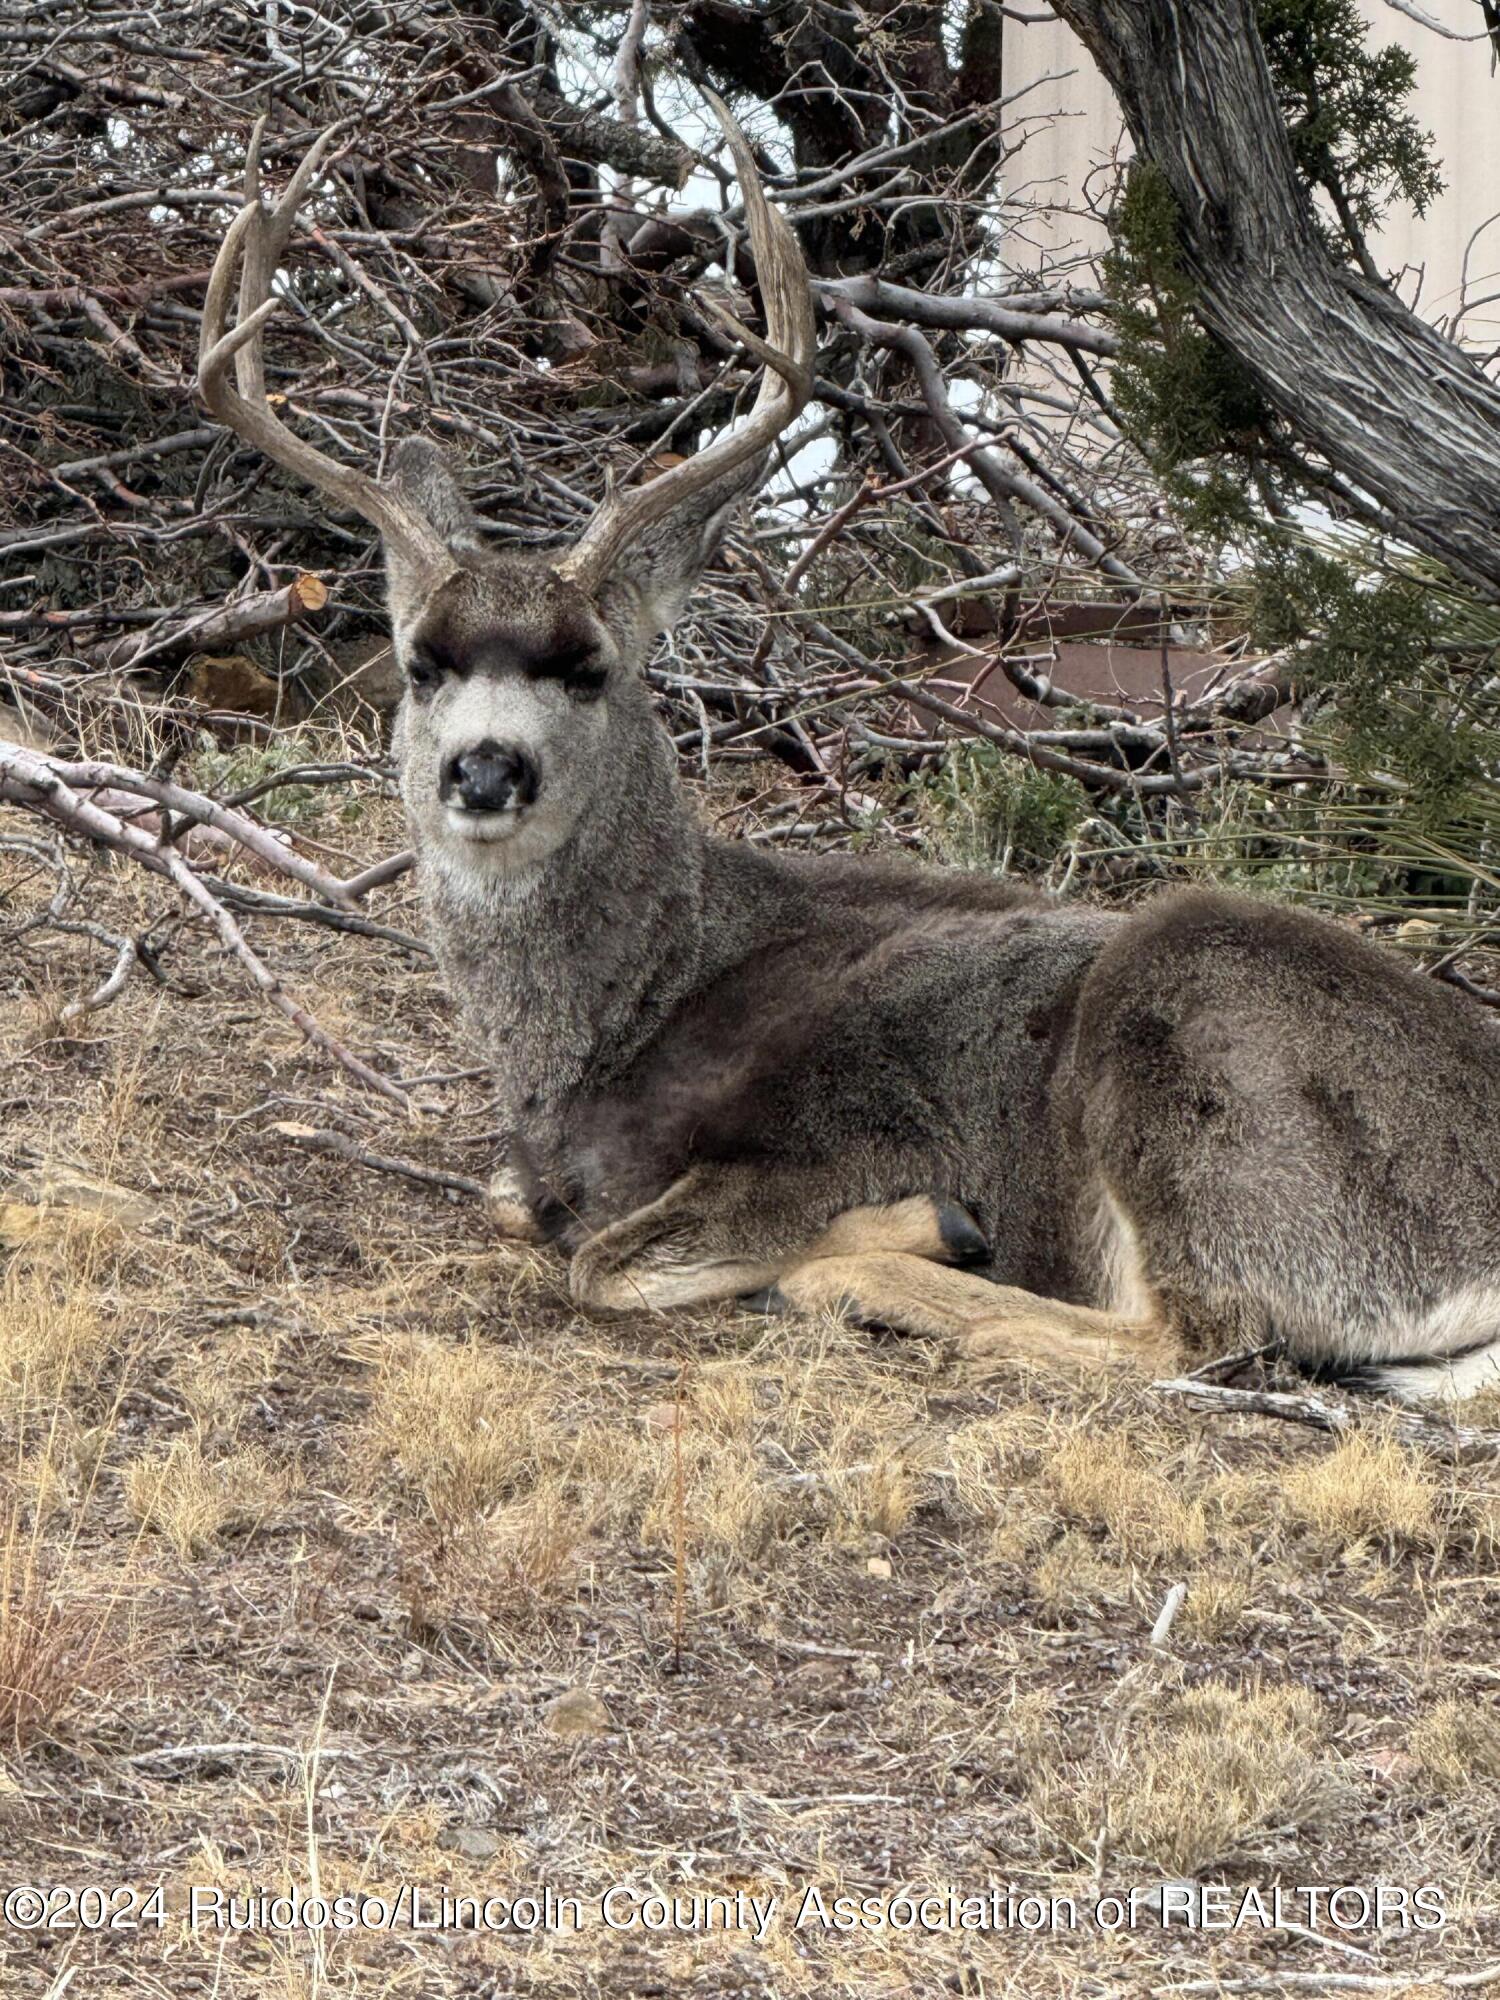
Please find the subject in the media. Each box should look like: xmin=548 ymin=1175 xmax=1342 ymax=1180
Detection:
xmin=289 ymin=573 xmax=329 ymax=617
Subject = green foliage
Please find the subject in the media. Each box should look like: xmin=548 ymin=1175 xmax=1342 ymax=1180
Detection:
xmin=1249 ymin=536 xmax=1499 ymax=824
xmin=189 ymin=732 xmax=364 ymax=829
xmin=1134 ymin=532 xmax=1500 ymax=950
xmin=1256 ymin=0 xmax=1443 ymax=242
xmin=912 ymin=746 xmax=1088 ymax=876
xmin=1104 ymin=164 xmax=1272 ymax=487
xmin=1094 ymin=0 xmax=1494 ymax=960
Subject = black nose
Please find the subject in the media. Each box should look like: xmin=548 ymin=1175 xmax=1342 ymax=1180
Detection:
xmin=442 ymin=740 xmax=538 ymax=814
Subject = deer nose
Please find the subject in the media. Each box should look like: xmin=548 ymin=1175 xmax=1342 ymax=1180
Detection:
xmin=443 ymin=740 xmax=538 ymax=814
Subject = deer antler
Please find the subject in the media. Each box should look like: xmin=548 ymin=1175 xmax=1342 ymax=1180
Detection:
xmin=198 ymin=118 xmax=457 ymax=586
xmin=556 ymin=91 xmax=816 ymax=597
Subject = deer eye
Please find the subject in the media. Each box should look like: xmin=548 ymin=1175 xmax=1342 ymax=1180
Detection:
xmin=565 ymin=656 xmax=608 ymax=702
xmin=529 ymin=643 xmax=606 ymax=700
xmin=406 ymin=644 xmax=451 ymax=692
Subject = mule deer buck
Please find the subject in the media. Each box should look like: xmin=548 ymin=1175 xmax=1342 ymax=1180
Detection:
xmin=201 ymin=112 xmax=1500 ymax=1403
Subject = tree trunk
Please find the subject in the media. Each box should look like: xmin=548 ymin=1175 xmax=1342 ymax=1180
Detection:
xmin=1050 ymin=0 xmax=1500 ymax=600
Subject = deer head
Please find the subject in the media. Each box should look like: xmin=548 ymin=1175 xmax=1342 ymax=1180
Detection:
xmin=199 ymin=104 xmax=815 ymax=883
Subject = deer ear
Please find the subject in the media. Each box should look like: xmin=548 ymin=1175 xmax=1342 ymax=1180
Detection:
xmin=380 ymin=440 xmax=484 ymax=603
xmin=598 ymin=454 xmax=765 ymax=645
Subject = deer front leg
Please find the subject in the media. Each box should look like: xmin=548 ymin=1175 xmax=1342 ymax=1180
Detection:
xmin=763 ymin=1252 xmax=1178 ymax=1375
xmin=486 ymin=1163 xmax=547 ymax=1245
xmin=568 ymin=1168 xmax=989 ymax=1313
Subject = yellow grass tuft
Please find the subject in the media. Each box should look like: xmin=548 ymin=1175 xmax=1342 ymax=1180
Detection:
xmin=1177 ymin=1567 xmax=1253 ymax=1641
xmin=363 ymin=1337 xmax=563 ymax=1530
xmin=171 ymin=1329 xmax=281 ymax=1446
xmin=123 ymin=1436 xmax=290 ymax=1561
xmin=832 ymin=1451 xmax=920 ymax=1543
xmin=402 ymin=1483 xmax=587 ymax=1653
xmin=639 ymin=1431 xmax=802 ymax=1562
xmin=1029 ymin=1529 xmax=1127 ymax=1621
xmin=0 ymin=1571 xmax=113 ymax=1750
xmin=1030 ymin=1680 xmax=1334 ymax=1877
xmin=0 ymin=1238 xmax=113 ymax=1420
xmin=1410 ymin=1696 xmax=1500 ymax=1787
xmin=2 ymin=1466 xmax=131 ymax=1749
xmin=1203 ymin=1464 xmax=1275 ymax=1535
xmin=946 ymin=1404 xmax=1055 ymax=1515
xmin=1047 ymin=1426 xmax=1208 ymax=1564
xmin=1282 ymin=1432 xmax=1438 ymax=1547
xmin=688 ymin=1362 xmax=759 ymax=1441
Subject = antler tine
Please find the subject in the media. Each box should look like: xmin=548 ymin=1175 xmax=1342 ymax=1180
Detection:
xmin=556 ymin=91 xmax=816 ymax=595
xmin=198 ymin=125 xmax=456 ymax=582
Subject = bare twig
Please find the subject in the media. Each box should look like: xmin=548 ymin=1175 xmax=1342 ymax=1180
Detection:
xmin=1153 ymin=1377 xmax=1500 ymax=1460
xmin=268 ymin=1123 xmax=485 ymax=1197
xmin=0 ymin=743 xmax=408 ymax=1106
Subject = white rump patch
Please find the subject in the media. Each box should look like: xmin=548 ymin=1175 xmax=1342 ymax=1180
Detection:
xmin=1356 ymin=1335 xmax=1500 ymax=1405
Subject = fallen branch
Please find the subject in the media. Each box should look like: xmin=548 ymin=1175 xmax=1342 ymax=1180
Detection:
xmin=98 ymin=573 xmax=329 ymax=671
xmin=268 ymin=1123 xmax=485 ymax=1198
xmin=2 ymin=741 xmax=365 ymax=908
xmin=128 ymin=1739 xmax=362 ymax=1768
xmin=1153 ymin=1377 xmax=1500 ymax=1460
xmin=201 ymin=876 xmax=427 ymax=953
xmin=0 ymin=742 xmax=409 ymax=1106
xmin=50 ymin=920 xmax=139 ymax=1027
xmin=1155 ymin=1966 xmax=1500 ymax=1996
xmin=0 ymin=831 xmax=142 ymax=1027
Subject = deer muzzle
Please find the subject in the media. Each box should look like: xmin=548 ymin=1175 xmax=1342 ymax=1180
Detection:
xmin=440 ymin=739 xmax=539 ymax=819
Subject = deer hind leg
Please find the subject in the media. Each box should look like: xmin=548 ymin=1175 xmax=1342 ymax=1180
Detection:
xmin=762 ymin=1252 xmax=1178 ymax=1375
xmin=568 ymin=1174 xmax=990 ymax=1314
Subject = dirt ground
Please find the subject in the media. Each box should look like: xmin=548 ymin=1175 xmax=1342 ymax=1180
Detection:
xmin=3 ymin=806 xmax=1500 ymax=2000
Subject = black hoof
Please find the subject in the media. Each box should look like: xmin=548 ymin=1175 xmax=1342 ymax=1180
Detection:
xmin=738 ymin=1284 xmax=792 ymax=1316
xmin=937 ymin=1201 xmax=990 ymax=1267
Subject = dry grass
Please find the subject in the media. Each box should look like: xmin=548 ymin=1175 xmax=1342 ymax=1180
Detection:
xmin=362 ymin=1335 xmax=565 ymax=1531
xmin=1 ymin=1435 xmax=131 ymax=1750
xmin=1411 ymin=1697 xmax=1500 ymax=1786
xmin=1029 ymin=1680 xmax=1340 ymax=1878
xmin=1175 ymin=1566 xmax=1253 ymax=1641
xmin=1028 ymin=1528 xmax=1129 ymax=1621
xmin=401 ymin=1485 xmax=591 ymax=1657
xmin=0 ymin=1234 xmax=114 ymax=1417
xmin=638 ymin=1422 xmax=805 ymax=1561
xmin=123 ymin=1436 xmax=292 ymax=1561
xmin=1047 ymin=1425 xmax=1209 ymax=1563
xmin=0 ymin=1560 xmax=117 ymax=1749
xmin=834 ymin=1451 xmax=920 ymax=1542
xmin=3 ymin=826 xmax=1500 ymax=1994
xmin=1282 ymin=1430 xmax=1440 ymax=1547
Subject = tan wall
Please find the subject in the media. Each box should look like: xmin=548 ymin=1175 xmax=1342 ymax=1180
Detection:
xmin=1002 ymin=5 xmax=1500 ymax=346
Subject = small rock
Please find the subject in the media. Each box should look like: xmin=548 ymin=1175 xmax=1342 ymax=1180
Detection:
xmin=866 ymin=1556 xmax=893 ymax=1580
xmin=1367 ymin=1745 xmax=1420 ymax=1783
xmin=36 ymin=1168 xmax=157 ymax=1228
xmin=643 ymin=1400 xmax=686 ymax=1435
xmin=439 ymin=1825 xmax=501 ymax=1861
xmin=543 ymin=1688 xmax=613 ymax=1737
xmin=789 ymin=1657 xmax=844 ymax=1693
xmin=186 ymin=652 xmax=282 ymax=718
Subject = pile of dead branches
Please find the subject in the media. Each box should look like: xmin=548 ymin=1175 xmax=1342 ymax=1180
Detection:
xmin=2 ymin=1 xmax=1494 ymax=1091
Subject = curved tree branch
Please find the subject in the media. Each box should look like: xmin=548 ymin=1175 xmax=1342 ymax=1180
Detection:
xmin=1051 ymin=0 xmax=1500 ymax=600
